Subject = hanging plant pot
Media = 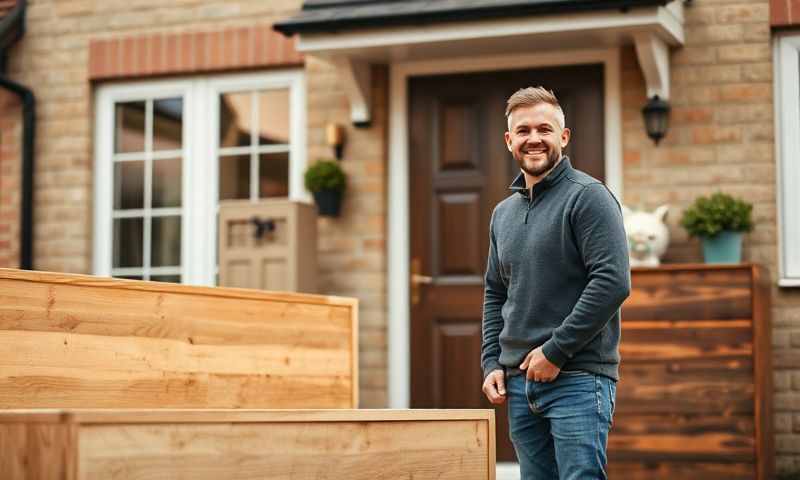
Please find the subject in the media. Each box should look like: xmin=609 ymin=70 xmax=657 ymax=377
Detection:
xmin=313 ymin=189 xmax=343 ymax=217
xmin=701 ymin=230 xmax=743 ymax=264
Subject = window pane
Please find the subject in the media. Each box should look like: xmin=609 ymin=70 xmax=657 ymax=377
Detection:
xmin=259 ymin=152 xmax=289 ymax=198
xmin=113 ymin=161 xmax=144 ymax=210
xmin=153 ymin=98 xmax=183 ymax=151
xmin=258 ymin=89 xmax=290 ymax=145
xmin=219 ymin=92 xmax=251 ymax=148
xmin=219 ymin=154 xmax=250 ymax=200
xmin=113 ymin=217 xmax=143 ymax=268
xmin=114 ymin=101 xmax=145 ymax=153
xmin=116 ymin=275 xmax=143 ymax=280
xmin=151 ymin=275 xmax=180 ymax=283
xmin=153 ymin=158 xmax=182 ymax=208
xmin=152 ymin=216 xmax=181 ymax=267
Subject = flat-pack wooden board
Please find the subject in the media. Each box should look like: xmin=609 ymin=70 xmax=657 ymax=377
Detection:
xmin=0 ymin=268 xmax=358 ymax=409
xmin=611 ymin=264 xmax=772 ymax=480
xmin=0 ymin=409 xmax=495 ymax=480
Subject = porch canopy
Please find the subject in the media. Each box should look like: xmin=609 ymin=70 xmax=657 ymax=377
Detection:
xmin=274 ymin=0 xmax=685 ymax=126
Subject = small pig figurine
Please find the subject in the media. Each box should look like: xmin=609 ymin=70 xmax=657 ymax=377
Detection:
xmin=621 ymin=205 xmax=670 ymax=267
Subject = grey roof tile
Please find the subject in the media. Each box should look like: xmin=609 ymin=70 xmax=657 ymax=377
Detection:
xmin=275 ymin=0 xmax=670 ymax=35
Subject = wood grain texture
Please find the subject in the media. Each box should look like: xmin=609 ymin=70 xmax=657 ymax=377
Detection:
xmin=612 ymin=265 xmax=771 ymax=480
xmin=0 ymin=268 xmax=358 ymax=409
xmin=0 ymin=409 xmax=495 ymax=480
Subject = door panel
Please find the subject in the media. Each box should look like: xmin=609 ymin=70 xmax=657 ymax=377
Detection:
xmin=410 ymin=64 xmax=606 ymax=462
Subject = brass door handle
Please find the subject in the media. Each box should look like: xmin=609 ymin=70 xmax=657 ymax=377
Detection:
xmin=410 ymin=258 xmax=433 ymax=306
xmin=411 ymin=274 xmax=433 ymax=285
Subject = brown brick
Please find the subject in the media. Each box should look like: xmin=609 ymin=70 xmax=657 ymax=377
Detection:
xmin=718 ymin=44 xmax=771 ymax=63
xmin=716 ymin=4 xmax=770 ymax=24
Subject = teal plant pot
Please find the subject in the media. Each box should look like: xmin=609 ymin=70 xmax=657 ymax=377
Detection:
xmin=701 ymin=231 xmax=743 ymax=264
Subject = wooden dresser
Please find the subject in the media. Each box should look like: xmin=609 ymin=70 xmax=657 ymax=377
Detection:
xmin=608 ymin=264 xmax=773 ymax=480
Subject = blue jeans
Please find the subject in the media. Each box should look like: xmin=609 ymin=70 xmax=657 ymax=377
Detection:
xmin=506 ymin=371 xmax=616 ymax=480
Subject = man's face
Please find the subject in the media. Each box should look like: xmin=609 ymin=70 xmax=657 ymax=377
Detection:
xmin=504 ymin=103 xmax=571 ymax=178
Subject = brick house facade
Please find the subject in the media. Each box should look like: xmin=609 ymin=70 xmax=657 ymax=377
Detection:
xmin=0 ymin=0 xmax=799 ymax=473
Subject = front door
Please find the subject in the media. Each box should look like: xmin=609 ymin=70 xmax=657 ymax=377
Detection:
xmin=409 ymin=64 xmax=605 ymax=462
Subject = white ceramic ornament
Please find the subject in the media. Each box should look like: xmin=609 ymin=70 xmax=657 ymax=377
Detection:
xmin=622 ymin=205 xmax=670 ymax=267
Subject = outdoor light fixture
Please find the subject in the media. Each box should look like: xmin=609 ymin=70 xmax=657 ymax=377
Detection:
xmin=642 ymin=95 xmax=671 ymax=145
xmin=326 ymin=123 xmax=345 ymax=160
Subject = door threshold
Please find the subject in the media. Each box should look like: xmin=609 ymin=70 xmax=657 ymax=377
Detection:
xmin=496 ymin=462 xmax=520 ymax=480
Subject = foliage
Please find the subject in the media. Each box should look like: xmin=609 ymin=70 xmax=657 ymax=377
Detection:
xmin=679 ymin=192 xmax=753 ymax=238
xmin=304 ymin=159 xmax=346 ymax=193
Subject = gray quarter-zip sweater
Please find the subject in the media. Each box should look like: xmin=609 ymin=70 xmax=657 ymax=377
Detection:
xmin=481 ymin=156 xmax=631 ymax=381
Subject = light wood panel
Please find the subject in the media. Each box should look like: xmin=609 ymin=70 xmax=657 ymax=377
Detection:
xmin=0 ymin=268 xmax=358 ymax=409
xmin=0 ymin=409 xmax=496 ymax=480
xmin=612 ymin=264 xmax=772 ymax=480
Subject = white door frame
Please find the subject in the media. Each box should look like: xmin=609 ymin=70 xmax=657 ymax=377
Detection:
xmin=387 ymin=48 xmax=623 ymax=408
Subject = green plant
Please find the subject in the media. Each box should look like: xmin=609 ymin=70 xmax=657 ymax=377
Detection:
xmin=680 ymin=191 xmax=753 ymax=238
xmin=304 ymin=159 xmax=346 ymax=193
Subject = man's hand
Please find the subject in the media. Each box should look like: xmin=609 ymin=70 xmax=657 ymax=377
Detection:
xmin=520 ymin=347 xmax=561 ymax=382
xmin=482 ymin=369 xmax=506 ymax=405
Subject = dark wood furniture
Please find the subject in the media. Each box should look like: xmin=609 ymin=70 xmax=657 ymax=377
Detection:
xmin=609 ymin=264 xmax=773 ymax=480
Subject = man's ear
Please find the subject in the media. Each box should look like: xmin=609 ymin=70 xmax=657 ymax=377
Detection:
xmin=504 ymin=131 xmax=513 ymax=152
xmin=561 ymin=127 xmax=571 ymax=148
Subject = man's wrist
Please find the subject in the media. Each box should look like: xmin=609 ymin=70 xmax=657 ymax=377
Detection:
xmin=541 ymin=340 xmax=569 ymax=368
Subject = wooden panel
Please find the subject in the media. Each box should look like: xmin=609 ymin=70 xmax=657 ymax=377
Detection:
xmin=608 ymin=461 xmax=754 ymax=480
xmin=261 ymin=257 xmax=288 ymax=290
xmin=610 ymin=413 xmax=755 ymax=461
xmin=624 ymin=267 xmax=752 ymax=320
xmin=0 ymin=268 xmax=357 ymax=408
xmin=0 ymin=409 xmax=496 ymax=480
xmin=0 ymin=423 xmax=76 ymax=480
xmin=438 ymin=193 xmax=481 ymax=276
xmin=433 ymin=322 xmax=482 ymax=408
xmin=612 ymin=265 xmax=772 ymax=480
xmin=439 ymin=101 xmax=478 ymax=171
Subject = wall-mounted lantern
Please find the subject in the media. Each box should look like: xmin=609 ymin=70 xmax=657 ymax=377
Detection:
xmin=326 ymin=123 xmax=345 ymax=160
xmin=642 ymin=95 xmax=671 ymax=145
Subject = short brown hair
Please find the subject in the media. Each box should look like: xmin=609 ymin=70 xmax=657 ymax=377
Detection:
xmin=505 ymin=86 xmax=565 ymax=130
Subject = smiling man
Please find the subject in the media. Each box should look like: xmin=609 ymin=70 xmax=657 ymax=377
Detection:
xmin=480 ymin=87 xmax=631 ymax=480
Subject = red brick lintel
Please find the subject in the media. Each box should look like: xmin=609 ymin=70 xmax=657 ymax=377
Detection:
xmin=88 ymin=25 xmax=304 ymax=81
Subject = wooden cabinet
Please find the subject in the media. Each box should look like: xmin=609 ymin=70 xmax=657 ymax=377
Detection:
xmin=609 ymin=264 xmax=773 ymax=480
xmin=0 ymin=409 xmax=496 ymax=480
xmin=218 ymin=200 xmax=317 ymax=293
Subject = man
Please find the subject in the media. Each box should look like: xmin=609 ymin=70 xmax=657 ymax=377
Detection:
xmin=480 ymin=86 xmax=630 ymax=480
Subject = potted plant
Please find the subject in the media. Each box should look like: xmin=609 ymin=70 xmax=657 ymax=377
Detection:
xmin=304 ymin=159 xmax=346 ymax=217
xmin=680 ymin=192 xmax=753 ymax=264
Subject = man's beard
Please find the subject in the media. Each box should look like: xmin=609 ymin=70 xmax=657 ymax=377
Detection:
xmin=517 ymin=148 xmax=561 ymax=178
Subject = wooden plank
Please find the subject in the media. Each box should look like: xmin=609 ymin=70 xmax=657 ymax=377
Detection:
xmin=608 ymin=461 xmax=755 ymax=480
xmin=617 ymin=359 xmax=754 ymax=415
xmin=624 ymin=268 xmax=752 ymax=320
xmin=610 ymin=413 xmax=755 ymax=461
xmin=0 ymin=423 xmax=76 ymax=480
xmin=620 ymin=322 xmax=752 ymax=361
xmin=751 ymin=265 xmax=774 ymax=480
xmin=0 ymin=268 xmax=358 ymax=409
xmin=0 ymin=409 xmax=495 ymax=480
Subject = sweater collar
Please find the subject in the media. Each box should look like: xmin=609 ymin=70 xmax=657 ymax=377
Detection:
xmin=509 ymin=156 xmax=572 ymax=198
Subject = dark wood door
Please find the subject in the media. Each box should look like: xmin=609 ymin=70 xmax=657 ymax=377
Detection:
xmin=409 ymin=64 xmax=605 ymax=462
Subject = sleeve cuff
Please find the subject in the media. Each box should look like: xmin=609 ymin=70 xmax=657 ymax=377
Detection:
xmin=542 ymin=339 xmax=569 ymax=368
xmin=483 ymin=360 xmax=504 ymax=380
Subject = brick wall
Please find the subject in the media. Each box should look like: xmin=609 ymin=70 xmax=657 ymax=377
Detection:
xmin=0 ymin=0 xmax=388 ymax=408
xmin=0 ymin=90 xmax=21 ymax=268
xmin=622 ymin=0 xmax=800 ymax=472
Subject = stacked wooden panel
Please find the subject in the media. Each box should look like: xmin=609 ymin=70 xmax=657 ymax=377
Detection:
xmin=609 ymin=264 xmax=773 ymax=480
xmin=0 ymin=268 xmax=358 ymax=408
xmin=0 ymin=409 xmax=496 ymax=480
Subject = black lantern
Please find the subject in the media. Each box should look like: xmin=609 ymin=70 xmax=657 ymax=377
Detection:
xmin=642 ymin=95 xmax=671 ymax=145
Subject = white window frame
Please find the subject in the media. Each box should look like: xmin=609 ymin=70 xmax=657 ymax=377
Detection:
xmin=93 ymin=70 xmax=307 ymax=286
xmin=774 ymin=34 xmax=800 ymax=286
